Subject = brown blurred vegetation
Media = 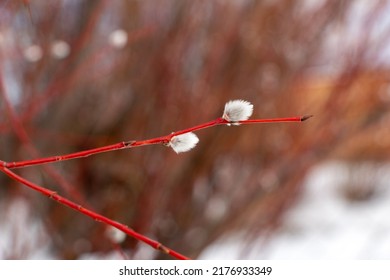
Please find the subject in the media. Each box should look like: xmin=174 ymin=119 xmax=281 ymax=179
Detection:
xmin=0 ymin=0 xmax=389 ymax=259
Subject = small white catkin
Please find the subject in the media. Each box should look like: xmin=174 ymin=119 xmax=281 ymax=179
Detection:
xmin=169 ymin=132 xmax=199 ymax=153
xmin=222 ymin=99 xmax=253 ymax=124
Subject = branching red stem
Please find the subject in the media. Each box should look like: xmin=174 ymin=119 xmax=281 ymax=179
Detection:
xmin=0 ymin=93 xmax=311 ymax=259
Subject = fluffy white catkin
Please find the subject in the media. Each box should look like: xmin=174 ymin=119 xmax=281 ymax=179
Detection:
xmin=222 ymin=100 xmax=253 ymax=123
xmin=169 ymin=132 xmax=199 ymax=153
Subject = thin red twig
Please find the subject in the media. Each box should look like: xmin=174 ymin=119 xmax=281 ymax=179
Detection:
xmin=3 ymin=115 xmax=311 ymax=169
xmin=0 ymin=164 xmax=189 ymax=260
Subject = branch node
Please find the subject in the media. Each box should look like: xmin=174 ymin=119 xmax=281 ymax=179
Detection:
xmin=123 ymin=140 xmax=136 ymax=147
xmin=49 ymin=191 xmax=57 ymax=199
xmin=157 ymin=243 xmax=170 ymax=254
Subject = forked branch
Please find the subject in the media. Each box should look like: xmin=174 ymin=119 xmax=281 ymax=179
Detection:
xmin=0 ymin=100 xmax=312 ymax=259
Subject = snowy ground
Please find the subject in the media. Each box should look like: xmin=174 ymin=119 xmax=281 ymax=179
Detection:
xmin=200 ymin=161 xmax=390 ymax=259
xmin=0 ymin=197 xmax=52 ymax=259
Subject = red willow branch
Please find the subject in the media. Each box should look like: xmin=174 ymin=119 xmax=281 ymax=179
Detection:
xmin=0 ymin=164 xmax=189 ymax=260
xmin=3 ymin=115 xmax=312 ymax=169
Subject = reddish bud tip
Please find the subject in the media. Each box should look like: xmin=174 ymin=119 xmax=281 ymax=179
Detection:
xmin=301 ymin=115 xmax=313 ymax=121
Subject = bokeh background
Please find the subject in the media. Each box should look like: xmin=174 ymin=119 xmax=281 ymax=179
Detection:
xmin=1 ymin=0 xmax=390 ymax=259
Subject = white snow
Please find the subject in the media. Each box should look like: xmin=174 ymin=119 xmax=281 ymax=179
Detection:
xmin=0 ymin=197 xmax=53 ymax=259
xmin=200 ymin=161 xmax=390 ymax=259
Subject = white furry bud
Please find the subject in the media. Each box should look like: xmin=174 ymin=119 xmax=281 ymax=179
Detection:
xmin=169 ymin=132 xmax=199 ymax=153
xmin=222 ymin=99 xmax=253 ymax=124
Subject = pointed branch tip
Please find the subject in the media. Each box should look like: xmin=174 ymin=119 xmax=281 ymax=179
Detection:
xmin=301 ymin=115 xmax=313 ymax=121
